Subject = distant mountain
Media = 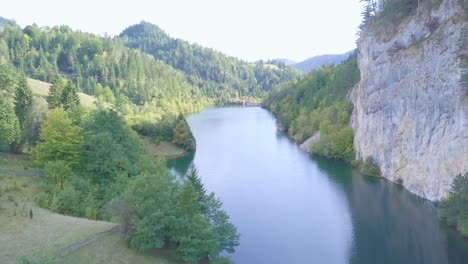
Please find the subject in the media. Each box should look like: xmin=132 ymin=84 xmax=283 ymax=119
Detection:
xmin=0 ymin=16 xmax=10 ymax=27
xmin=274 ymin=58 xmax=297 ymax=66
xmin=119 ymin=21 xmax=303 ymax=101
xmin=291 ymin=51 xmax=354 ymax=73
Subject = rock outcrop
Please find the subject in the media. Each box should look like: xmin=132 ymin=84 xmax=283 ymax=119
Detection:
xmin=299 ymin=131 xmax=321 ymax=152
xmin=350 ymin=0 xmax=468 ymax=201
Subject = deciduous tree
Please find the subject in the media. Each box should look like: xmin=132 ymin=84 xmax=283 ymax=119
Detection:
xmin=31 ymin=108 xmax=83 ymax=166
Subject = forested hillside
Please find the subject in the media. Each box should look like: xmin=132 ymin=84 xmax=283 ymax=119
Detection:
xmin=264 ymin=53 xmax=360 ymax=161
xmin=0 ymin=19 xmax=243 ymax=262
xmin=0 ymin=21 xmax=209 ymax=121
xmin=119 ymin=21 xmax=303 ymax=102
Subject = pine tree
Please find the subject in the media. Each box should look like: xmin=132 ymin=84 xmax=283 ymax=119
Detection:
xmin=61 ymin=80 xmax=80 ymax=110
xmin=186 ymin=165 xmax=208 ymax=213
xmin=176 ymin=180 xmax=201 ymax=218
xmin=47 ymin=78 xmax=66 ymax=109
xmin=0 ymin=95 xmax=20 ymax=144
xmin=14 ymin=74 xmax=33 ymax=130
xmin=10 ymin=74 xmax=33 ymax=152
xmin=0 ymin=63 xmax=20 ymax=145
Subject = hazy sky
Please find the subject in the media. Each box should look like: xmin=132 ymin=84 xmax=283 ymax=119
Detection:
xmin=2 ymin=0 xmax=363 ymax=62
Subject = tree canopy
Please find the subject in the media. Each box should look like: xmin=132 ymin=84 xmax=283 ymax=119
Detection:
xmin=264 ymin=53 xmax=360 ymax=161
xmin=31 ymin=108 xmax=83 ymax=166
xmin=441 ymin=173 xmax=468 ymax=236
xmin=120 ymin=21 xmax=303 ymax=102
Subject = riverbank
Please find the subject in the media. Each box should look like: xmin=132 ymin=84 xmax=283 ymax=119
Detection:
xmin=141 ymin=136 xmax=190 ymax=159
xmin=169 ymin=106 xmax=468 ymax=263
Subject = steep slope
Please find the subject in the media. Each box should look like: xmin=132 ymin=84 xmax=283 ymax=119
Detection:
xmin=350 ymin=0 xmax=468 ymax=201
xmin=119 ymin=21 xmax=303 ymax=101
xmin=264 ymin=53 xmax=360 ymax=160
xmin=292 ymin=51 xmax=354 ymax=73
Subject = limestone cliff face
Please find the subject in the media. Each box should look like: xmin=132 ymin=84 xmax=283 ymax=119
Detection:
xmin=350 ymin=0 xmax=467 ymax=201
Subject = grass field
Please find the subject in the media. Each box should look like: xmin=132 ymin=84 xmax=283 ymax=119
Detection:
xmin=0 ymin=153 xmax=180 ymax=264
xmin=0 ymin=153 xmax=116 ymax=263
xmin=142 ymin=136 xmax=188 ymax=159
xmin=28 ymin=78 xmax=97 ymax=108
xmin=62 ymin=233 xmax=183 ymax=264
xmin=0 ymin=152 xmax=35 ymax=171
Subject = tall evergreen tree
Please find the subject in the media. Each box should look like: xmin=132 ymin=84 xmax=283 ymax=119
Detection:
xmin=61 ymin=80 xmax=80 ymax=110
xmin=47 ymin=78 xmax=66 ymax=109
xmin=186 ymin=165 xmax=208 ymax=213
xmin=10 ymin=74 xmax=33 ymax=152
xmin=0 ymin=63 xmax=20 ymax=145
xmin=14 ymin=74 xmax=33 ymax=129
xmin=0 ymin=95 xmax=20 ymax=145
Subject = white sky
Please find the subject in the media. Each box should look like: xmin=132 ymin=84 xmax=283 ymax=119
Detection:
xmin=2 ymin=0 xmax=363 ymax=62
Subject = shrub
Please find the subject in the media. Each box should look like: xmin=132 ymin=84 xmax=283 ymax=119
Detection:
xmin=358 ymin=156 xmax=381 ymax=177
xmin=43 ymin=161 xmax=74 ymax=189
xmin=55 ymin=186 xmax=80 ymax=215
xmin=440 ymin=172 xmax=468 ymax=236
xmin=12 ymin=180 xmax=21 ymax=191
xmin=310 ymin=126 xmax=355 ymax=161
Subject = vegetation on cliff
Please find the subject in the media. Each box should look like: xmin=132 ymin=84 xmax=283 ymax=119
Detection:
xmin=264 ymin=53 xmax=360 ymax=161
xmin=441 ymin=172 xmax=468 ymax=236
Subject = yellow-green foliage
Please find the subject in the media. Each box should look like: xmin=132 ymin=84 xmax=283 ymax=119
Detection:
xmin=31 ymin=108 xmax=83 ymax=166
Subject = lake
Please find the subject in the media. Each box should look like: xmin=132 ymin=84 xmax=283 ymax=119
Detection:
xmin=168 ymin=107 xmax=468 ymax=264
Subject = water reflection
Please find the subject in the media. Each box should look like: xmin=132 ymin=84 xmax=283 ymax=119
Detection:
xmin=313 ymin=156 xmax=468 ymax=264
xmin=167 ymin=151 xmax=194 ymax=177
xmin=168 ymin=107 xmax=468 ymax=264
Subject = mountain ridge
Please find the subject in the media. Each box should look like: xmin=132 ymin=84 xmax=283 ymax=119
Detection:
xmin=119 ymin=21 xmax=303 ymax=101
xmin=286 ymin=51 xmax=354 ymax=73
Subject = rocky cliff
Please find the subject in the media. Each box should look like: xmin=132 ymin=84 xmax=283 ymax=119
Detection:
xmin=350 ymin=0 xmax=467 ymax=201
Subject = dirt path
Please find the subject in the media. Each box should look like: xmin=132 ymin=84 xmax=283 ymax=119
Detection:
xmin=57 ymin=225 xmax=119 ymax=258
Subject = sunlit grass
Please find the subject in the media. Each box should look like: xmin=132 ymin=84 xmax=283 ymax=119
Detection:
xmin=28 ymin=78 xmax=98 ymax=108
xmin=141 ymin=136 xmax=187 ymax=159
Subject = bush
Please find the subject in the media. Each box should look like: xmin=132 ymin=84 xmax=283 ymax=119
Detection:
xmin=55 ymin=186 xmax=80 ymax=215
xmin=310 ymin=126 xmax=355 ymax=161
xmin=440 ymin=172 xmax=468 ymax=236
xmin=43 ymin=161 xmax=74 ymax=189
xmin=358 ymin=156 xmax=381 ymax=177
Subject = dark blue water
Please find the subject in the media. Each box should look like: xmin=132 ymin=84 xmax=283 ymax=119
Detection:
xmin=168 ymin=107 xmax=468 ymax=264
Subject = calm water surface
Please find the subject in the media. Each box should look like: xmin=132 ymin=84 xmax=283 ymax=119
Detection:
xmin=168 ymin=107 xmax=468 ymax=264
